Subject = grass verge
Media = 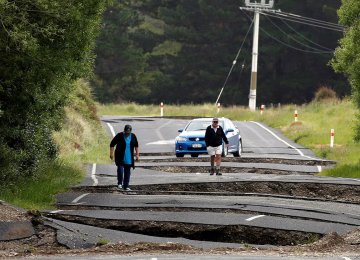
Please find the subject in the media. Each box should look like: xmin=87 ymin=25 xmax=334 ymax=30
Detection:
xmin=0 ymin=160 xmax=83 ymax=210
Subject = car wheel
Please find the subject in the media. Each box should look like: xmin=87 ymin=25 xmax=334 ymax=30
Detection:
xmin=190 ymin=154 xmax=199 ymax=158
xmin=232 ymin=139 xmax=242 ymax=157
xmin=176 ymin=153 xmax=184 ymax=158
xmin=221 ymin=144 xmax=228 ymax=157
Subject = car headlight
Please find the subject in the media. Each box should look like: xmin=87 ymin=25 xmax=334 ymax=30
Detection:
xmin=176 ymin=136 xmax=187 ymax=142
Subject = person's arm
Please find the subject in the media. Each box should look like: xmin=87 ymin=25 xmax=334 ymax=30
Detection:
xmin=221 ymin=127 xmax=229 ymax=145
xmin=133 ymin=134 xmax=140 ymax=161
xmin=135 ymin=146 xmax=139 ymax=161
xmin=110 ymin=147 xmax=114 ymax=160
xmin=109 ymin=134 xmax=119 ymax=160
xmin=205 ymin=126 xmax=210 ymax=147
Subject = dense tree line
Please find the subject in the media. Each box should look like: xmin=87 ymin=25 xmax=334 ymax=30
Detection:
xmin=0 ymin=0 xmax=109 ymax=183
xmin=93 ymin=0 xmax=348 ymax=105
xmin=332 ymin=0 xmax=360 ymax=141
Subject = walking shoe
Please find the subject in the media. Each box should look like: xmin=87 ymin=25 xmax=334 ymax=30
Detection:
xmin=216 ymin=169 xmax=222 ymax=176
xmin=117 ymin=184 xmax=122 ymax=189
xmin=123 ymin=187 xmax=131 ymax=191
xmin=209 ymin=168 xmax=215 ymax=175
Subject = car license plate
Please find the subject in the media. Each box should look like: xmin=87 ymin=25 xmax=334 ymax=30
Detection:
xmin=192 ymin=144 xmax=202 ymax=148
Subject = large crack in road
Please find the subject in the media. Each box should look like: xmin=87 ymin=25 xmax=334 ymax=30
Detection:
xmin=44 ymin=213 xmax=322 ymax=246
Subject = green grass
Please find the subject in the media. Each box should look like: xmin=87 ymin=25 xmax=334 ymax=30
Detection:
xmin=0 ymin=161 xmax=84 ymax=209
xmin=97 ymin=99 xmax=360 ymax=178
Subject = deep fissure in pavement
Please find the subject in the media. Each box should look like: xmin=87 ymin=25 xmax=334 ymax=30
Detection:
xmin=72 ymin=182 xmax=360 ymax=203
xmin=140 ymin=157 xmax=335 ymax=166
xmin=45 ymin=214 xmax=322 ymax=246
xmin=142 ymin=166 xmax=308 ymax=175
xmin=55 ymin=205 xmax=358 ymax=227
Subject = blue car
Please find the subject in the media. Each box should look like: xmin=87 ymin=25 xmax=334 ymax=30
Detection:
xmin=175 ymin=117 xmax=242 ymax=158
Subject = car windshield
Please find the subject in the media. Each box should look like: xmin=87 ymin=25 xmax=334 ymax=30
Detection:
xmin=185 ymin=120 xmax=223 ymax=131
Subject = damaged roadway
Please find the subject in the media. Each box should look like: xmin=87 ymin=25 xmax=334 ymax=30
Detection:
xmin=2 ymin=117 xmax=360 ymax=259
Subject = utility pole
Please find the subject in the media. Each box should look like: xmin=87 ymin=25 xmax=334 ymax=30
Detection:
xmin=241 ymin=0 xmax=274 ymax=111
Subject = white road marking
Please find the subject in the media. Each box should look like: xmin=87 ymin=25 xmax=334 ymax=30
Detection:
xmin=317 ymin=165 xmax=322 ymax=172
xmin=91 ymin=163 xmax=98 ymax=186
xmin=246 ymin=215 xmax=265 ymax=221
xmin=146 ymin=139 xmax=175 ymax=145
xmin=341 ymin=257 xmax=352 ymax=260
xmin=251 ymin=122 xmax=317 ymax=159
xmin=107 ymin=123 xmax=116 ymax=137
xmin=72 ymin=193 xmax=89 ymax=204
xmin=155 ymin=120 xmax=174 ymax=140
xmin=50 ymin=210 xmax=63 ymax=214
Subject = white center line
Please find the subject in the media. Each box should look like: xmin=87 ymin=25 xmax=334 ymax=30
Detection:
xmin=72 ymin=193 xmax=89 ymax=204
xmin=246 ymin=215 xmax=265 ymax=221
xmin=107 ymin=122 xmax=116 ymax=137
xmin=155 ymin=120 xmax=173 ymax=140
xmin=91 ymin=163 xmax=98 ymax=186
xmin=50 ymin=210 xmax=63 ymax=214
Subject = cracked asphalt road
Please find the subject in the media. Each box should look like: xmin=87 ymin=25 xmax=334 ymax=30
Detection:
xmin=40 ymin=117 xmax=360 ymax=258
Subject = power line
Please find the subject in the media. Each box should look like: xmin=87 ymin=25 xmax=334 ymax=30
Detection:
xmin=264 ymin=15 xmax=332 ymax=52
xmin=240 ymin=9 xmax=333 ymax=54
xmin=214 ymin=18 xmax=254 ymax=105
xmin=260 ymin=26 xmax=333 ymax=54
xmin=267 ymin=9 xmax=345 ymax=29
xmin=279 ymin=18 xmax=333 ymax=51
xmin=259 ymin=11 xmax=345 ymax=32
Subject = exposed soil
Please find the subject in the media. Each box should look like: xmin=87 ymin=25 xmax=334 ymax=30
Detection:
xmin=72 ymin=181 xmax=360 ymax=203
xmin=0 ymin=201 xmax=30 ymax=222
xmin=140 ymin=157 xmax=336 ymax=166
xmin=0 ymin=203 xmax=66 ymax=258
xmin=142 ymin=165 xmax=309 ymax=175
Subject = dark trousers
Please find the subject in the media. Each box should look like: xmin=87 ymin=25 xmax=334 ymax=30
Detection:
xmin=117 ymin=165 xmax=131 ymax=188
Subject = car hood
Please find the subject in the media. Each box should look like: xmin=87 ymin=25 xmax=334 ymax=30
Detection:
xmin=179 ymin=130 xmax=205 ymax=138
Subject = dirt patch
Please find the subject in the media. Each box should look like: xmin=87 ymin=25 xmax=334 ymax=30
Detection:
xmin=73 ymin=181 xmax=360 ymax=203
xmin=0 ymin=201 xmax=31 ymax=222
xmin=0 ymin=204 xmax=66 ymax=258
xmin=142 ymin=166 xmax=309 ymax=175
xmin=132 ymin=182 xmax=360 ymax=203
xmin=140 ymin=157 xmax=336 ymax=166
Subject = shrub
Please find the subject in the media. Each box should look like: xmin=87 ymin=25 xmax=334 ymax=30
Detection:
xmin=313 ymin=86 xmax=338 ymax=102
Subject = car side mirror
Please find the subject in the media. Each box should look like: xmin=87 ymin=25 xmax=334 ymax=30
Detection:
xmin=226 ymin=128 xmax=234 ymax=133
xmin=178 ymin=129 xmax=183 ymax=133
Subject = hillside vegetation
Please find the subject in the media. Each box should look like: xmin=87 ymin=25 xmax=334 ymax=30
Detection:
xmin=0 ymin=81 xmax=109 ymax=209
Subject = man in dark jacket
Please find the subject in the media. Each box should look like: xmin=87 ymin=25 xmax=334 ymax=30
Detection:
xmin=205 ymin=117 xmax=228 ymax=176
xmin=110 ymin=124 xmax=139 ymax=191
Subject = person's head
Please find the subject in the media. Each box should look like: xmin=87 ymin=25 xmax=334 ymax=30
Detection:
xmin=124 ymin=124 xmax=132 ymax=136
xmin=212 ymin=117 xmax=219 ymax=127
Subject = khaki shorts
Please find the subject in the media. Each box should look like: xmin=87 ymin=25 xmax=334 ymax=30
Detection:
xmin=207 ymin=145 xmax=222 ymax=156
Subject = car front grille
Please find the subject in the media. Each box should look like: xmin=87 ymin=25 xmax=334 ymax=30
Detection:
xmin=189 ymin=137 xmax=205 ymax=141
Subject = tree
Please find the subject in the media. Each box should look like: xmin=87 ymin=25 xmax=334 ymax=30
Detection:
xmin=332 ymin=0 xmax=360 ymax=141
xmin=92 ymin=0 xmax=348 ymax=105
xmin=0 ymin=0 xmax=109 ymax=183
xmin=93 ymin=0 xmax=158 ymax=103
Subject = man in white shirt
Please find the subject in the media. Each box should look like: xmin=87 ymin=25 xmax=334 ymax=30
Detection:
xmin=204 ymin=118 xmax=229 ymax=175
